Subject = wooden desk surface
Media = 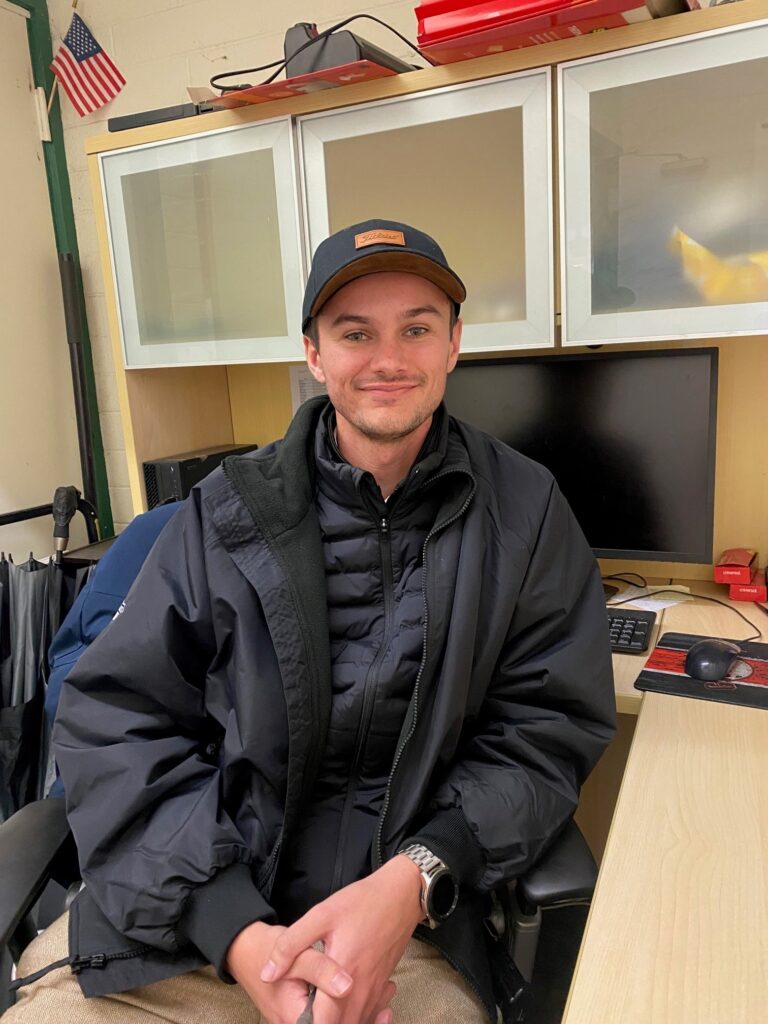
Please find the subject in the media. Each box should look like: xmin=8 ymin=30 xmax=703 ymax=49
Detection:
xmin=565 ymin=586 xmax=768 ymax=1023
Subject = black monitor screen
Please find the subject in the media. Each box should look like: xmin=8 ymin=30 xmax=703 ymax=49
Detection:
xmin=444 ymin=348 xmax=718 ymax=562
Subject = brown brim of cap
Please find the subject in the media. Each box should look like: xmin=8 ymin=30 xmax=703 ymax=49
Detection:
xmin=310 ymin=251 xmax=466 ymax=319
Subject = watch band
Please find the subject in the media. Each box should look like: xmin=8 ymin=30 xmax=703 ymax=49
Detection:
xmin=400 ymin=843 xmax=445 ymax=876
xmin=398 ymin=843 xmax=459 ymax=928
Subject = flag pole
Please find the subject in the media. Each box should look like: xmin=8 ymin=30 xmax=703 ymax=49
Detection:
xmin=47 ymin=0 xmax=79 ymax=113
xmin=47 ymin=80 xmax=58 ymax=114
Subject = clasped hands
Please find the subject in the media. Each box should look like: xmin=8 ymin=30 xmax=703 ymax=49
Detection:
xmin=225 ymin=855 xmax=425 ymax=1024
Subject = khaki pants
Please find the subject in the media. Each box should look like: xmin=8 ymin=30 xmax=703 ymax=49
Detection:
xmin=4 ymin=913 xmax=488 ymax=1023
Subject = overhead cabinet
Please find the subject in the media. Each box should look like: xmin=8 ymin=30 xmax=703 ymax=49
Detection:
xmin=298 ymin=69 xmax=554 ymax=351
xmin=91 ymin=6 xmax=768 ymax=369
xmin=99 ymin=115 xmax=306 ymax=367
xmin=559 ymin=20 xmax=768 ymax=345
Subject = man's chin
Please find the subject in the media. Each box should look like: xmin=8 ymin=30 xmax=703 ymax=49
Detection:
xmin=352 ymin=410 xmax=432 ymax=444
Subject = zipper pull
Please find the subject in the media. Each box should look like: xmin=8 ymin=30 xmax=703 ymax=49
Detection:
xmin=380 ymin=516 xmax=388 ymax=535
xmin=71 ymin=953 xmax=108 ymax=973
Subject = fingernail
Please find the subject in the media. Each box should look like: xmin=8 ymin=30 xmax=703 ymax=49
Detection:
xmin=260 ymin=961 xmax=277 ymax=982
xmin=331 ymin=971 xmax=353 ymax=995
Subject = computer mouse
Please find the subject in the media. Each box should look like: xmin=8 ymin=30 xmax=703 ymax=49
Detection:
xmin=684 ymin=639 xmax=742 ymax=682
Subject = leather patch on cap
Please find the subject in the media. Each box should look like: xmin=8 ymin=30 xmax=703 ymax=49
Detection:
xmin=355 ymin=229 xmax=406 ymax=249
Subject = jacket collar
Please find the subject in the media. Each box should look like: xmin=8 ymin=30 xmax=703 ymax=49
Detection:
xmin=222 ymin=395 xmax=326 ymax=542
xmin=313 ymin=402 xmax=452 ymax=513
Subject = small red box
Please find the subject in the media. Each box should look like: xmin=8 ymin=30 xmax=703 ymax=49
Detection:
xmin=714 ymin=548 xmax=757 ymax=585
xmin=729 ymin=568 xmax=768 ymax=603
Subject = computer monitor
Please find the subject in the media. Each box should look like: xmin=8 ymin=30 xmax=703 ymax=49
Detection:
xmin=444 ymin=348 xmax=718 ymax=562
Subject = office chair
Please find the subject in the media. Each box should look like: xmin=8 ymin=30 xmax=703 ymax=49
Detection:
xmin=0 ymin=796 xmax=596 ymax=1019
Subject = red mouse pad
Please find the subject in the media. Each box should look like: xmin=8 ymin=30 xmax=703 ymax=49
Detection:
xmin=634 ymin=632 xmax=768 ymax=711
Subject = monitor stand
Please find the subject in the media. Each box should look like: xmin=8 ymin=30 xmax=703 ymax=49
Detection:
xmin=603 ymin=583 xmax=619 ymax=599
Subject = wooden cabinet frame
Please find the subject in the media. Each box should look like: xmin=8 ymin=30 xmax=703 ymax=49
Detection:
xmin=84 ymin=0 xmax=768 ymax=565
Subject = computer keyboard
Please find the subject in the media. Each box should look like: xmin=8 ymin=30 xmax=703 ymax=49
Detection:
xmin=607 ymin=607 xmax=657 ymax=654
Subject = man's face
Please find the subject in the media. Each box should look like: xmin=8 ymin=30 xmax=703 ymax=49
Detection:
xmin=304 ymin=271 xmax=461 ymax=446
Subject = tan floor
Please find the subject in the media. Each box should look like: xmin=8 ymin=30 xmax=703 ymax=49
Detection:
xmin=4 ymin=912 xmax=488 ymax=1023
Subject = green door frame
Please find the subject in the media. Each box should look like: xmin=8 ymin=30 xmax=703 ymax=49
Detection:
xmin=10 ymin=0 xmax=114 ymax=536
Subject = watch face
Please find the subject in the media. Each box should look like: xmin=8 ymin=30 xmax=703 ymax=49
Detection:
xmin=430 ymin=871 xmax=459 ymax=920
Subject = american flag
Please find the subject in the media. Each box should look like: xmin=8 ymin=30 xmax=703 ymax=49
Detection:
xmin=50 ymin=14 xmax=125 ymax=118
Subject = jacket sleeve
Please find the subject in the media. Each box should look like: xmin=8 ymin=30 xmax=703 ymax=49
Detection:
xmin=407 ymin=480 xmax=616 ymax=891
xmin=53 ymin=493 xmax=275 ymax=971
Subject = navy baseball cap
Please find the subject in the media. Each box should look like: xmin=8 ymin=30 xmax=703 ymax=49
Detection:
xmin=302 ymin=219 xmax=466 ymax=332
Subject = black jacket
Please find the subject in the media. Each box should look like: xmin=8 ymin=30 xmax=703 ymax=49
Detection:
xmin=52 ymin=397 xmax=615 ymax=1016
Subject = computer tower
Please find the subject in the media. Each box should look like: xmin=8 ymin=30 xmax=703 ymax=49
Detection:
xmin=143 ymin=443 xmax=258 ymax=509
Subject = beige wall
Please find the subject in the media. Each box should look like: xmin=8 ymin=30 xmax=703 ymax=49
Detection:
xmin=0 ymin=3 xmax=89 ymax=559
xmin=47 ymin=0 xmax=421 ymax=529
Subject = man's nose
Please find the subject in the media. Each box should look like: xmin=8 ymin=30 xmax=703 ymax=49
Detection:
xmin=369 ymin=333 xmax=407 ymax=373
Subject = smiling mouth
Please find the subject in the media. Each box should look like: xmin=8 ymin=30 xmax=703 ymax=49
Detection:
xmin=358 ymin=382 xmax=419 ymax=393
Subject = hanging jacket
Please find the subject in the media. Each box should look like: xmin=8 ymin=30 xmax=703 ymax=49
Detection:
xmin=49 ymin=396 xmax=615 ymax=1018
xmin=45 ymin=502 xmax=181 ymax=798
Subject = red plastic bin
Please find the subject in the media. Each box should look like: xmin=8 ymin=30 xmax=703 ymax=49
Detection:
xmin=416 ymin=0 xmax=662 ymax=64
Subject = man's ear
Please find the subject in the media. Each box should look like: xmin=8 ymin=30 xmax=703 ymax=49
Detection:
xmin=304 ymin=336 xmax=326 ymax=383
xmin=447 ymin=318 xmax=462 ymax=373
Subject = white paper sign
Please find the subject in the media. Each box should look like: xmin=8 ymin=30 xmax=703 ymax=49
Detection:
xmin=289 ymin=364 xmax=327 ymax=415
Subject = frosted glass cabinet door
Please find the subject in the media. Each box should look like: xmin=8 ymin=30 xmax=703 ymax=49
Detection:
xmin=560 ymin=21 xmax=768 ymax=346
xmin=299 ymin=70 xmax=553 ymax=351
xmin=100 ymin=116 xmax=305 ymax=367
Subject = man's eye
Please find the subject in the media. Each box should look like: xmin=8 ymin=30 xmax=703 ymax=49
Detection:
xmin=406 ymin=326 xmax=428 ymax=337
xmin=345 ymin=332 xmax=367 ymax=342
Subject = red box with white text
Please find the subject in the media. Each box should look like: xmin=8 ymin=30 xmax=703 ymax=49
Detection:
xmin=729 ymin=568 xmax=768 ymax=603
xmin=714 ymin=548 xmax=757 ymax=585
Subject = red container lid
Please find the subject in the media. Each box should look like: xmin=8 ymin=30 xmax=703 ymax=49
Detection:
xmin=416 ymin=0 xmax=593 ymax=45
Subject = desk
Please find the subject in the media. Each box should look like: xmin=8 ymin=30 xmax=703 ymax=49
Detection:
xmin=564 ymin=583 xmax=768 ymax=1023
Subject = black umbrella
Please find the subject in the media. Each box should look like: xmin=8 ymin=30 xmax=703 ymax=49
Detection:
xmin=0 ymin=556 xmax=50 ymax=821
xmin=0 ymin=691 xmax=47 ymax=822
xmin=0 ymin=555 xmax=11 ymax=709
xmin=8 ymin=556 xmax=48 ymax=708
xmin=0 ymin=489 xmax=99 ymax=820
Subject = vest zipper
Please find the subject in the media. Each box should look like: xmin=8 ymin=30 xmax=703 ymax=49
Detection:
xmin=374 ymin=470 xmax=475 ymax=870
xmin=257 ymin=830 xmax=283 ymax=897
xmin=330 ymin=512 xmax=395 ymax=893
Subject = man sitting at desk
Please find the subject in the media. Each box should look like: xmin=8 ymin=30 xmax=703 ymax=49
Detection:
xmin=9 ymin=221 xmax=615 ymax=1024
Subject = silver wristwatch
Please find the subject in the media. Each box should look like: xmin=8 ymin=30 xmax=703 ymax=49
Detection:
xmin=398 ymin=843 xmax=459 ymax=929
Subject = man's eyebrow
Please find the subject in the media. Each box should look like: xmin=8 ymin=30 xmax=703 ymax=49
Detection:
xmin=330 ymin=313 xmax=372 ymax=328
xmin=329 ymin=306 xmax=444 ymax=328
xmin=403 ymin=305 xmax=443 ymax=318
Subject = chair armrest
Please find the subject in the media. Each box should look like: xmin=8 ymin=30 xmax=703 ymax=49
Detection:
xmin=0 ymin=798 xmax=72 ymax=947
xmin=516 ymin=820 xmax=597 ymax=913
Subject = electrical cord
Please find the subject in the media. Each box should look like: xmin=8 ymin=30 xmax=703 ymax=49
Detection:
xmin=602 ymin=572 xmax=648 ymax=588
xmin=210 ymin=58 xmax=285 ymax=92
xmin=607 ymin=588 xmax=765 ymax=643
xmin=210 ymin=14 xmax=435 ymax=93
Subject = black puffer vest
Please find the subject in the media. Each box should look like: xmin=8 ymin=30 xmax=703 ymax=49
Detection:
xmin=275 ymin=407 xmax=451 ymax=921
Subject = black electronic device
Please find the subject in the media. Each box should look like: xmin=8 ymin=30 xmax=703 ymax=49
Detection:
xmin=444 ymin=348 xmax=718 ymax=563
xmin=283 ymin=22 xmax=416 ymax=78
xmin=143 ymin=443 xmax=258 ymax=509
xmin=108 ymin=102 xmax=216 ymax=133
xmin=607 ymin=608 xmax=657 ymax=654
xmin=684 ymin=638 xmax=742 ymax=681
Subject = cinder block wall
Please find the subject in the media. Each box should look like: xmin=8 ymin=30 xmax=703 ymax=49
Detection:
xmin=48 ymin=0 xmax=422 ymax=530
